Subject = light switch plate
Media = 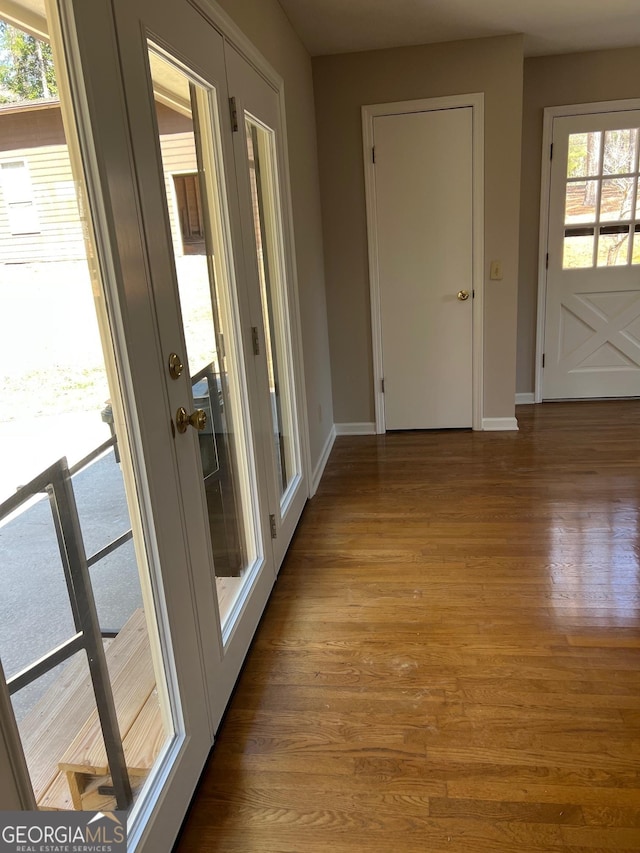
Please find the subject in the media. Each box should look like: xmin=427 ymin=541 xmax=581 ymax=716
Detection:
xmin=490 ymin=260 xmax=503 ymax=280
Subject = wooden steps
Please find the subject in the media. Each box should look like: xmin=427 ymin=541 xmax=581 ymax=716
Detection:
xmin=20 ymin=609 xmax=163 ymax=811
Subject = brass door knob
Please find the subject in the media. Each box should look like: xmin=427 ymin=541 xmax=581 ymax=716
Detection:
xmin=176 ymin=406 xmax=207 ymax=434
xmin=457 ymin=290 xmax=470 ymax=301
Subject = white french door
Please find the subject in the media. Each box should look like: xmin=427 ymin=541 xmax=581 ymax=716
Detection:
xmin=1 ymin=0 xmax=308 ymax=848
xmin=226 ymin=44 xmax=308 ymax=565
xmin=543 ymin=109 xmax=640 ymax=399
xmin=102 ymin=0 xmax=308 ymax=723
xmin=103 ymin=0 xmax=278 ymax=735
xmin=1 ymin=0 xmax=214 ymax=849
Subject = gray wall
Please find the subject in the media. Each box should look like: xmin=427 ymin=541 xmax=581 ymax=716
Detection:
xmin=517 ymin=45 xmax=640 ymax=394
xmin=313 ymin=34 xmax=524 ymax=424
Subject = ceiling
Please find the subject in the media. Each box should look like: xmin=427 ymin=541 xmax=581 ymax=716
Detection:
xmin=277 ymin=0 xmax=640 ymax=58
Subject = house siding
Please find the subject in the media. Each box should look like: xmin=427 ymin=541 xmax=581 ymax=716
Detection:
xmin=0 ymin=101 xmax=196 ymax=264
xmin=0 ymin=106 xmax=84 ymax=263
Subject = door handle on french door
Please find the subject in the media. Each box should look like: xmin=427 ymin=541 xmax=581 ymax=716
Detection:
xmin=457 ymin=290 xmax=470 ymax=301
xmin=176 ymin=406 xmax=207 ymax=433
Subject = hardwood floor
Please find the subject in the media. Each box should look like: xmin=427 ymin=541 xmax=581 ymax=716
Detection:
xmin=175 ymin=400 xmax=640 ymax=852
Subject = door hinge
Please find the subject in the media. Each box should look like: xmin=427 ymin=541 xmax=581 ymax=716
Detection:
xmin=251 ymin=326 xmax=260 ymax=355
xmin=546 ymin=253 xmax=549 ymax=269
xmin=542 ymin=353 xmax=545 ymax=368
xmin=381 ymin=378 xmax=385 ymax=393
xmin=550 ymin=143 xmax=553 ymax=160
xmin=229 ymin=97 xmax=239 ymax=133
xmin=269 ymin=514 xmax=277 ymax=539
xmin=372 ymin=146 xmax=375 ymax=164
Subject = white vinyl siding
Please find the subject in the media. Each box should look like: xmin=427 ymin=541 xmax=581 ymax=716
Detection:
xmin=0 ymin=103 xmax=194 ymax=264
xmin=0 ymin=147 xmax=84 ymax=262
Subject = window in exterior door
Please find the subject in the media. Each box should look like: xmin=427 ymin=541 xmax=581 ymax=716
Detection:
xmin=149 ymin=45 xmax=260 ymax=630
xmin=245 ymin=117 xmax=300 ymax=502
xmin=0 ymin=159 xmax=40 ymax=234
xmin=563 ymin=127 xmax=640 ymax=268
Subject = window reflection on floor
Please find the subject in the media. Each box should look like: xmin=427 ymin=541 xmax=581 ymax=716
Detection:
xmin=548 ymin=497 xmax=640 ymax=623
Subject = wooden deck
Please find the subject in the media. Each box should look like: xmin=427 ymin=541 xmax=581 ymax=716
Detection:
xmin=21 ymin=609 xmax=163 ymax=811
xmin=176 ymin=400 xmax=640 ymax=852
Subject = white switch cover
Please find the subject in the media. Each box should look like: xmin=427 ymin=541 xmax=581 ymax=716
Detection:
xmin=490 ymin=260 xmax=503 ymax=280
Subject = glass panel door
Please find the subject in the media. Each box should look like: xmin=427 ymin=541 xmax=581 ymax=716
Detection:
xmin=225 ymin=44 xmax=308 ymax=566
xmin=108 ymin=0 xmax=278 ymax=735
xmin=245 ymin=119 xmax=299 ymax=500
xmin=0 ymin=7 xmax=175 ymax=819
xmin=148 ymin=45 xmax=260 ymax=632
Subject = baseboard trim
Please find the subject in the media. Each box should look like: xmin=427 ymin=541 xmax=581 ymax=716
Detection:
xmin=482 ymin=417 xmax=519 ymax=431
xmin=335 ymin=422 xmax=377 ymax=435
xmin=515 ymin=393 xmax=535 ymax=405
xmin=310 ymin=425 xmax=336 ymax=497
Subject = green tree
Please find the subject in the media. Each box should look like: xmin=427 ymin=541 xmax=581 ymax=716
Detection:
xmin=0 ymin=21 xmax=57 ymax=103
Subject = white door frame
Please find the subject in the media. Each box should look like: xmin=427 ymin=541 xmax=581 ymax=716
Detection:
xmin=535 ymin=98 xmax=640 ymax=403
xmin=362 ymin=94 xmax=485 ymax=433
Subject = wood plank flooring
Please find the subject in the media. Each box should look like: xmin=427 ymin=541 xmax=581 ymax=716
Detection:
xmin=175 ymin=400 xmax=640 ymax=852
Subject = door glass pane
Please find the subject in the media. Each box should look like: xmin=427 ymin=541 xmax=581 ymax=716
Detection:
xmin=148 ymin=46 xmax=258 ymax=630
xmin=563 ymin=232 xmax=594 ymax=269
xmin=565 ymin=179 xmax=598 ymax=224
xmin=632 ymin=227 xmax=640 ymax=265
xmin=597 ymin=228 xmax=630 ymax=266
xmin=567 ymin=131 xmax=602 ymax=178
xmin=245 ymin=117 xmax=299 ymax=502
xmin=600 ymin=177 xmax=634 ymax=221
xmin=0 ymin=14 xmax=172 ymax=812
xmin=603 ymin=128 xmax=638 ymax=175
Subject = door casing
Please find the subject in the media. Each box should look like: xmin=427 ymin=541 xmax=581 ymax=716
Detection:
xmin=535 ymin=98 xmax=640 ymax=403
xmin=362 ymin=94 xmax=485 ymax=433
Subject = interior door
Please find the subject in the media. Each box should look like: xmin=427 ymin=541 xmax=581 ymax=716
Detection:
xmin=225 ymin=44 xmax=308 ymax=565
xmin=543 ymin=111 xmax=640 ymax=399
xmin=373 ymin=107 xmax=474 ymax=430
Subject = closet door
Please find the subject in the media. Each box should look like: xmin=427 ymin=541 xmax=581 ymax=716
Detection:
xmin=226 ymin=44 xmax=308 ymax=566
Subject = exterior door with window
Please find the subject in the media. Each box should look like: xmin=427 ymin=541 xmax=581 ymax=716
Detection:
xmin=95 ymin=0 xmax=278 ymax=732
xmin=543 ymin=110 xmax=640 ymax=399
xmin=1 ymin=0 xmax=308 ymax=846
xmin=0 ymin=2 xmax=211 ymax=850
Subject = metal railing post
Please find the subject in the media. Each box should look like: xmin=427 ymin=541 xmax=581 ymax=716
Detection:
xmin=49 ymin=461 xmax=132 ymax=810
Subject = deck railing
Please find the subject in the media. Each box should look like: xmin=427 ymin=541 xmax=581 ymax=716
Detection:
xmin=0 ymin=436 xmax=133 ymax=810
